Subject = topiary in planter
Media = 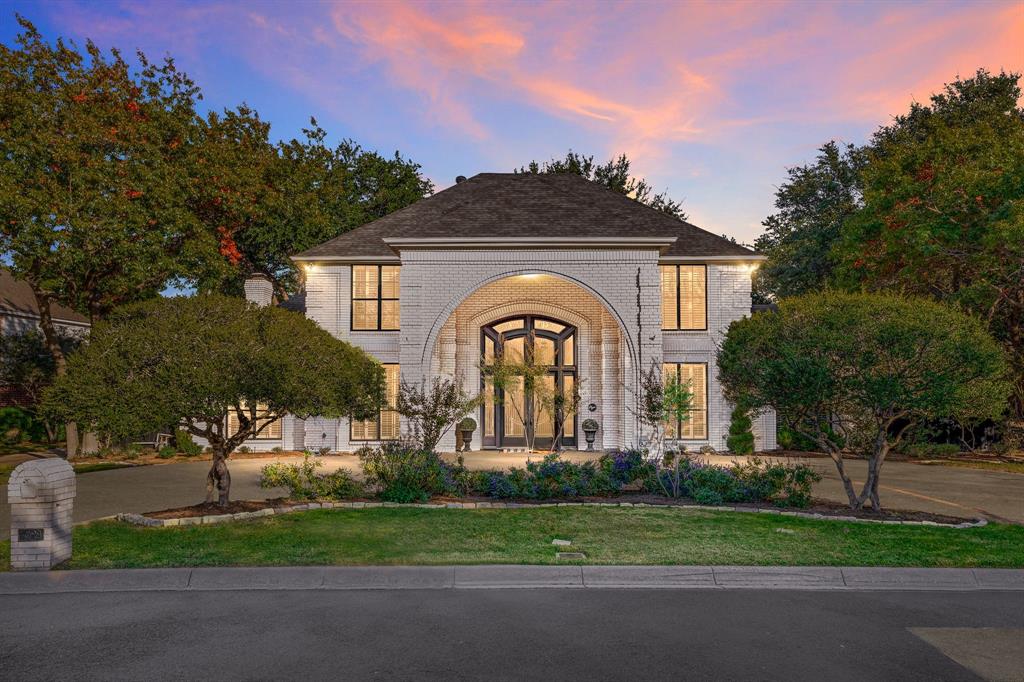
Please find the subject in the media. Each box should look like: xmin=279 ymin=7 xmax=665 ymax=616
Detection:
xmin=581 ymin=418 xmax=599 ymax=451
xmin=459 ymin=417 xmax=477 ymax=452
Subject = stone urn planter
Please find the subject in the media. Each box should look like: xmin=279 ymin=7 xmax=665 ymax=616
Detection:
xmin=581 ymin=419 xmax=599 ymax=451
xmin=459 ymin=417 xmax=477 ymax=452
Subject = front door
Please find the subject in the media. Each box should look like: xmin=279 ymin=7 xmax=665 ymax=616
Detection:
xmin=480 ymin=316 xmax=577 ymax=450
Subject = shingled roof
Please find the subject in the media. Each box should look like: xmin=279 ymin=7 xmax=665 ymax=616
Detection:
xmin=293 ymin=172 xmax=759 ymax=260
xmin=0 ymin=269 xmax=89 ymax=325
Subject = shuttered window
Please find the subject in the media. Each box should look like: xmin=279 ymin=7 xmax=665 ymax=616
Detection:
xmin=660 ymin=265 xmax=707 ymax=330
xmin=662 ymin=363 xmax=708 ymax=440
xmin=351 ymin=364 xmax=400 ymax=441
xmin=226 ymin=403 xmax=282 ymax=440
xmin=352 ymin=265 xmax=400 ymax=331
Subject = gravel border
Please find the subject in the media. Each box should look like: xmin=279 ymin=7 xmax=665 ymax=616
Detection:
xmin=110 ymin=500 xmax=988 ymax=529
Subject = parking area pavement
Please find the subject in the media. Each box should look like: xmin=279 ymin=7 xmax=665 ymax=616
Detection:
xmin=0 ymin=451 xmax=1021 ymax=529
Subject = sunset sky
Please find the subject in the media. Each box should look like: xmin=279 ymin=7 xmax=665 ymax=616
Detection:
xmin=2 ymin=1 xmax=1022 ymax=244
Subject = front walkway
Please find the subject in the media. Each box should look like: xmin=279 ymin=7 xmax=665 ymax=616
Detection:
xmin=1 ymin=451 xmax=1021 ymax=528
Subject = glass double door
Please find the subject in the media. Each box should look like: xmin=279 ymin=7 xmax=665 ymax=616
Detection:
xmin=481 ymin=316 xmax=577 ymax=450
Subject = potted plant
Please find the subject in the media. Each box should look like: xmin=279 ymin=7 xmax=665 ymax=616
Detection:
xmin=581 ymin=418 xmax=599 ymax=451
xmin=459 ymin=417 xmax=477 ymax=452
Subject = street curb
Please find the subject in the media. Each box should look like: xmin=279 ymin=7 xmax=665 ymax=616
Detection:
xmin=0 ymin=565 xmax=1021 ymax=595
xmin=110 ymin=501 xmax=989 ymax=529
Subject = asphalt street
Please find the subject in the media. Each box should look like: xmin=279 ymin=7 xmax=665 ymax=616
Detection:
xmin=1 ymin=587 xmax=1021 ymax=681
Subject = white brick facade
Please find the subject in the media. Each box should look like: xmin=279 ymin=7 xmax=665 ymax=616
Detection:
xmin=251 ymin=248 xmax=776 ymax=454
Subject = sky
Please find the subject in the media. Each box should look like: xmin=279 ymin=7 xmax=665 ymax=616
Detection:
xmin=2 ymin=0 xmax=1022 ymax=245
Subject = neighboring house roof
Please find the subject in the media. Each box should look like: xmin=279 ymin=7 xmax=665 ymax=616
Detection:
xmin=0 ymin=269 xmax=90 ymax=326
xmin=293 ymin=173 xmax=760 ymax=261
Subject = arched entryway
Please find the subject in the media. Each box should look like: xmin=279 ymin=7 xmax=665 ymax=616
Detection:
xmin=480 ymin=315 xmax=577 ymax=450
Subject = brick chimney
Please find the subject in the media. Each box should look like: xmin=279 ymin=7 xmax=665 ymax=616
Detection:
xmin=243 ymin=273 xmax=274 ymax=308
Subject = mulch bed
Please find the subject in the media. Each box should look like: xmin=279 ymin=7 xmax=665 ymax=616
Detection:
xmin=142 ymin=494 xmax=972 ymax=525
xmin=145 ymin=499 xmax=290 ymax=519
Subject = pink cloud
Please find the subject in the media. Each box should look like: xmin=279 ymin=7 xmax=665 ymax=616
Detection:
xmin=32 ymin=0 xmax=1024 ymax=176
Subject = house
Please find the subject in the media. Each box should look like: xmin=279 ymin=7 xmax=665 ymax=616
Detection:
xmin=0 ymin=269 xmax=90 ymax=408
xmin=240 ymin=172 xmax=776 ymax=453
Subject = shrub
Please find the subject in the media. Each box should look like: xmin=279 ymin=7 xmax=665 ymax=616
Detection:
xmin=271 ymin=446 xmax=284 ymax=453
xmin=651 ymin=456 xmax=822 ymax=508
xmin=359 ymin=440 xmax=454 ymax=502
xmin=599 ymin=449 xmax=652 ymax=487
xmin=475 ymin=454 xmax=634 ymax=500
xmin=726 ymin=405 xmax=755 ymax=455
xmin=237 ymin=446 xmax=251 ymax=454
xmin=157 ymin=444 xmax=176 ymax=459
xmin=903 ymin=443 xmax=961 ymax=459
xmin=259 ymin=453 xmax=363 ymax=500
xmin=0 ymin=406 xmax=31 ymax=444
xmin=777 ymin=425 xmax=818 ymax=451
xmin=174 ymin=429 xmax=203 ymax=457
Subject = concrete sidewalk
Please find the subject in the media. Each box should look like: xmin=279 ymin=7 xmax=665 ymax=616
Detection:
xmin=1 ymin=565 xmax=1021 ymax=594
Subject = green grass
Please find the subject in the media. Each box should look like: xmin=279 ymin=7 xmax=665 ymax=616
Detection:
xmin=2 ymin=507 xmax=1022 ymax=571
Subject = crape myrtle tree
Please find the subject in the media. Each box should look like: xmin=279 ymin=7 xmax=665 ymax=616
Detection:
xmin=45 ymin=295 xmax=385 ymax=505
xmin=0 ymin=18 xmax=217 ymax=374
xmin=396 ymin=377 xmax=479 ymax=453
xmin=518 ymin=151 xmax=687 ymax=220
xmin=717 ymin=292 xmax=1009 ymax=510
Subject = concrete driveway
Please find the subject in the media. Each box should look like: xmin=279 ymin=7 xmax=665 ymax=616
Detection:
xmin=1 ymin=452 xmax=1021 ymax=529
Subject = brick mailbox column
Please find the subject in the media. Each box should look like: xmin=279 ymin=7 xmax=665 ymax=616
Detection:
xmin=7 ymin=459 xmax=76 ymax=571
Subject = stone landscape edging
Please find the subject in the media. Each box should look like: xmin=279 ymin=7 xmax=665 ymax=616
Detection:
xmin=111 ymin=500 xmax=988 ymax=529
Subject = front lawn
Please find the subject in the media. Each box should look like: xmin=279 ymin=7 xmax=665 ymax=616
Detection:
xmin=2 ymin=507 xmax=1022 ymax=570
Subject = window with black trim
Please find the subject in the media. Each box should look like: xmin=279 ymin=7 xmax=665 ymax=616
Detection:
xmin=660 ymin=264 xmax=707 ymax=330
xmin=351 ymin=364 xmax=400 ymax=441
xmin=352 ymin=265 xmax=400 ymax=331
xmin=662 ymin=363 xmax=708 ymax=440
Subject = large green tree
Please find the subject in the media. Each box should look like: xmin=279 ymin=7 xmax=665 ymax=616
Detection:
xmin=753 ymin=142 xmax=864 ymax=300
xmin=0 ymin=18 xmax=215 ymax=375
xmin=196 ymin=114 xmax=433 ymax=299
xmin=718 ymin=292 xmax=1009 ymax=510
xmin=46 ymin=295 xmax=385 ymax=505
xmin=835 ymin=70 xmax=1024 ymax=417
xmin=518 ymin=151 xmax=687 ymax=220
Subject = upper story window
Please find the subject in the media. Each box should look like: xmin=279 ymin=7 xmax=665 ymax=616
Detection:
xmin=352 ymin=265 xmax=400 ymax=331
xmin=661 ymin=264 xmax=707 ymax=331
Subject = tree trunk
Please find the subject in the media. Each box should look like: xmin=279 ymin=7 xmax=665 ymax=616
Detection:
xmin=827 ymin=450 xmax=861 ymax=509
xmin=205 ymin=449 xmax=232 ymax=507
xmin=31 ymin=289 xmax=80 ymax=458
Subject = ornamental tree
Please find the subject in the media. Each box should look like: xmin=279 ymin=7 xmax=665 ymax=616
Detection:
xmin=718 ymin=292 xmax=1009 ymax=510
xmin=45 ymin=295 xmax=385 ymax=505
xmin=834 ymin=70 xmax=1024 ymax=419
xmin=0 ymin=18 xmax=215 ymax=375
xmin=397 ymin=377 xmax=479 ymax=453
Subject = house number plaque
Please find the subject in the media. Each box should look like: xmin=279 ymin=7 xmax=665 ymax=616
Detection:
xmin=18 ymin=528 xmax=44 ymax=542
